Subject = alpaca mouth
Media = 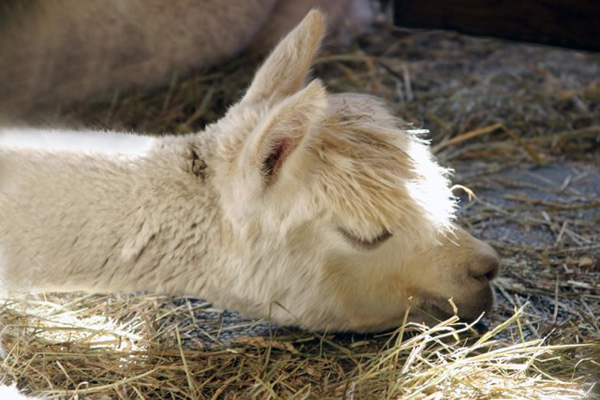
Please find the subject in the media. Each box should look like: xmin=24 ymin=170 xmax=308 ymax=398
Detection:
xmin=418 ymin=299 xmax=457 ymax=322
xmin=419 ymin=295 xmax=492 ymax=324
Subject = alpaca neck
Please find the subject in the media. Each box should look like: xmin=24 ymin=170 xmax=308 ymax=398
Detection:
xmin=0 ymin=133 xmax=229 ymax=298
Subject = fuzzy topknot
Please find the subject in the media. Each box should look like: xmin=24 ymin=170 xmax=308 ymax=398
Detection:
xmin=311 ymin=94 xmax=456 ymax=242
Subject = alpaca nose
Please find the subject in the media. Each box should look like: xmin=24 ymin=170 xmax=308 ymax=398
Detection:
xmin=469 ymin=250 xmax=500 ymax=285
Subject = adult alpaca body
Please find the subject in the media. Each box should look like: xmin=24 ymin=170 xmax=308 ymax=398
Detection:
xmin=0 ymin=0 xmax=374 ymax=120
xmin=0 ymin=11 xmax=499 ymax=333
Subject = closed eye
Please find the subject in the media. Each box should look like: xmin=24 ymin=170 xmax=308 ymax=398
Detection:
xmin=339 ymin=228 xmax=392 ymax=250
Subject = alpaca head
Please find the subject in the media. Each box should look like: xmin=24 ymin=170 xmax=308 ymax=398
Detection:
xmin=206 ymin=10 xmax=499 ymax=331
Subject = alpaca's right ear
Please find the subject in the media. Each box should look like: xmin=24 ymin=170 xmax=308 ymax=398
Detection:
xmin=245 ymin=80 xmax=328 ymax=186
xmin=241 ymin=9 xmax=325 ymax=106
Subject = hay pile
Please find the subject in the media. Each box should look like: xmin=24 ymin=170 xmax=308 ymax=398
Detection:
xmin=1 ymin=24 xmax=599 ymax=399
xmin=2 ymin=296 xmax=593 ymax=399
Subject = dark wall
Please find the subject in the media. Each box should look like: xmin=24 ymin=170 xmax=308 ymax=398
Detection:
xmin=394 ymin=0 xmax=600 ymax=51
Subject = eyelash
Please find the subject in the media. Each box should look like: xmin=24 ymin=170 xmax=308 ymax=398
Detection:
xmin=339 ymin=228 xmax=392 ymax=250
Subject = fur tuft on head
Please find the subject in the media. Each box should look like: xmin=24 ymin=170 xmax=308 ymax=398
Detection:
xmin=310 ymin=94 xmax=457 ymax=243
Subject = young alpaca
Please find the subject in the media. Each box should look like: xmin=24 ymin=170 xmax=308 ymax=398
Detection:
xmin=0 ymin=11 xmax=500 ymax=333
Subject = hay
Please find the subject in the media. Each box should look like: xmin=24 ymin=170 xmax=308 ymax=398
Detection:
xmin=1 ymin=296 xmax=595 ymax=399
xmin=2 ymin=23 xmax=599 ymax=399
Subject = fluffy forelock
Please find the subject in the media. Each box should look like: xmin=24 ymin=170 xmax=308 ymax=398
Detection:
xmin=310 ymin=94 xmax=456 ymax=242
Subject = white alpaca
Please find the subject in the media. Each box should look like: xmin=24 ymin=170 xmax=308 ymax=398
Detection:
xmin=0 ymin=11 xmax=499 ymax=334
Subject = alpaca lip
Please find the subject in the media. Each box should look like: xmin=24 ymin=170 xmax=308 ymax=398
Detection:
xmin=421 ymin=295 xmax=490 ymax=323
xmin=422 ymin=300 xmax=456 ymax=322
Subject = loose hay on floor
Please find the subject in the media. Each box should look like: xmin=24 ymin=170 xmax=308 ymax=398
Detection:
xmin=1 ymin=24 xmax=599 ymax=399
xmin=1 ymin=295 xmax=596 ymax=399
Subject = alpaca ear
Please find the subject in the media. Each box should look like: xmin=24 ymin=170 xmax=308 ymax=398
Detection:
xmin=241 ymin=9 xmax=325 ymax=105
xmin=249 ymin=80 xmax=327 ymax=185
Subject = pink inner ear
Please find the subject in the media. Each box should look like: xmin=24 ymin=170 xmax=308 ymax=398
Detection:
xmin=263 ymin=137 xmax=296 ymax=183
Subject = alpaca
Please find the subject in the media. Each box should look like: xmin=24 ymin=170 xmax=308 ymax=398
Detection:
xmin=0 ymin=0 xmax=374 ymax=120
xmin=0 ymin=10 xmax=500 ymax=333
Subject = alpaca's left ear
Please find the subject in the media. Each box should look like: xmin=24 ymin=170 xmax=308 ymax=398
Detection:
xmin=241 ymin=10 xmax=325 ymax=106
xmin=247 ymin=80 xmax=327 ymax=186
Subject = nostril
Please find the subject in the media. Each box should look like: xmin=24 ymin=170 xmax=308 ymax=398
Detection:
xmin=487 ymin=255 xmax=501 ymax=280
xmin=472 ymin=273 xmax=488 ymax=284
xmin=470 ymin=254 xmax=500 ymax=284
